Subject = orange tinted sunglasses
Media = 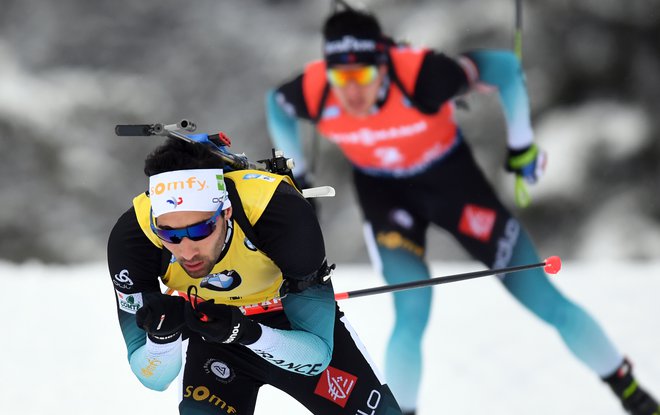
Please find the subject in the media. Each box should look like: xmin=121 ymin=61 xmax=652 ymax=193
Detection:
xmin=327 ymin=66 xmax=379 ymax=87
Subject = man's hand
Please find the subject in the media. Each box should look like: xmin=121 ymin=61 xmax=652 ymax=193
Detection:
xmin=184 ymin=300 xmax=262 ymax=345
xmin=505 ymin=144 xmax=547 ymax=208
xmin=505 ymin=143 xmax=547 ymax=184
xmin=136 ymin=292 xmax=186 ymax=344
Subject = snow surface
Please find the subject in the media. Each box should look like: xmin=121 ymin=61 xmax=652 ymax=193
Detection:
xmin=2 ymin=260 xmax=659 ymax=414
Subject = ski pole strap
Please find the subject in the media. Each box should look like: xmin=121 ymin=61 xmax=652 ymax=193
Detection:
xmin=507 ymin=144 xmax=538 ymax=170
xmin=514 ymin=175 xmax=531 ymax=208
xmin=508 ymin=144 xmax=537 ymax=208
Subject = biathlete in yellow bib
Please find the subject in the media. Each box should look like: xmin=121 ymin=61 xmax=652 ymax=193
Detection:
xmin=108 ymin=136 xmax=403 ymax=414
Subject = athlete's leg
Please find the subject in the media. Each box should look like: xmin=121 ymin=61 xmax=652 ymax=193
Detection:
xmin=179 ymin=334 xmax=265 ymax=414
xmin=364 ymin=223 xmax=432 ymax=413
xmin=432 ymin=143 xmax=623 ymax=377
xmin=499 ymin=222 xmax=622 ymax=376
xmin=500 ymin=226 xmax=660 ymax=413
xmin=352 ymin=168 xmax=431 ymax=414
xmin=269 ymin=306 xmax=402 ymax=414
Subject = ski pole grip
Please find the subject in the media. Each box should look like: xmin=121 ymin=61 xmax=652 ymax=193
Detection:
xmin=114 ymin=124 xmax=154 ymax=136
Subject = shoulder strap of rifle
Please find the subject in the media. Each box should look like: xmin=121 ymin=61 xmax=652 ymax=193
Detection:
xmin=224 ymin=177 xmax=262 ymax=251
xmin=386 ymin=53 xmax=436 ymax=115
xmin=311 ymin=82 xmax=331 ymax=123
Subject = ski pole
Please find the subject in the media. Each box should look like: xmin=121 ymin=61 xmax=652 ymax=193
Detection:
xmin=182 ymin=257 xmax=562 ymax=315
xmin=514 ymin=0 xmax=523 ymax=60
xmin=335 ymin=256 xmax=561 ymax=300
xmin=233 ymin=256 xmax=562 ymax=315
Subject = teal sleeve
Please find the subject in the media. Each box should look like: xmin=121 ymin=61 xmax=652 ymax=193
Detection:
xmin=128 ymin=337 xmax=182 ymax=391
xmin=245 ymin=283 xmax=335 ymax=376
xmin=118 ymin=309 xmax=147 ymax=358
xmin=264 ymin=89 xmax=308 ymax=176
xmin=464 ymin=50 xmax=534 ymax=149
xmin=119 ymin=311 xmax=182 ymax=391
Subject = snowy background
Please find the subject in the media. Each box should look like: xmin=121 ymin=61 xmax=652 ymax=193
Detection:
xmin=1 ymin=1 xmax=659 ymax=413
xmin=2 ymin=260 xmax=659 ymax=414
xmin=0 ymin=0 xmax=658 ymax=264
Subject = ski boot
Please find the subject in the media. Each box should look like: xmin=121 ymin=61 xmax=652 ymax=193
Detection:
xmin=604 ymin=359 xmax=660 ymax=415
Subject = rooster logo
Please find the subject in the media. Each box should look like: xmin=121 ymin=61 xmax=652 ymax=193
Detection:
xmin=166 ymin=197 xmax=183 ymax=207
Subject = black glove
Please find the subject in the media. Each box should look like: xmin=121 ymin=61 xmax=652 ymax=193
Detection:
xmin=136 ymin=292 xmax=186 ymax=344
xmin=184 ymin=300 xmax=262 ymax=345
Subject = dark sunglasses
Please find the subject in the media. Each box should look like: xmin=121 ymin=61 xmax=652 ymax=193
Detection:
xmin=150 ymin=204 xmax=224 ymax=244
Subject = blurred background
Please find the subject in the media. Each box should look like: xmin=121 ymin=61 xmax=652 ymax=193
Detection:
xmin=1 ymin=0 xmax=658 ymax=265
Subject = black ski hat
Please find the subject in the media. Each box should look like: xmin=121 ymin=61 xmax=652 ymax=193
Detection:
xmin=322 ymin=9 xmax=389 ymax=67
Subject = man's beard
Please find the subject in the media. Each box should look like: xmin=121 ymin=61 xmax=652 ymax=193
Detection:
xmin=180 ymin=235 xmax=224 ymax=279
xmin=181 ymin=257 xmax=215 ymax=279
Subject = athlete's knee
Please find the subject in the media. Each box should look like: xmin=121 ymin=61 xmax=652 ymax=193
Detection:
xmin=546 ymin=300 xmax=587 ymax=334
xmin=390 ymin=292 xmax=432 ymax=341
xmin=505 ymin=276 xmax=578 ymax=328
xmin=394 ymin=286 xmax=432 ymax=316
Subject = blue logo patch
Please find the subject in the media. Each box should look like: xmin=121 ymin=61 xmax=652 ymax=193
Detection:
xmin=243 ymin=173 xmax=275 ymax=182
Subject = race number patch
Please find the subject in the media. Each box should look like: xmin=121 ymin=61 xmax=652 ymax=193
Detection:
xmin=314 ymin=366 xmax=358 ymax=408
xmin=458 ymin=204 xmax=496 ymax=242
